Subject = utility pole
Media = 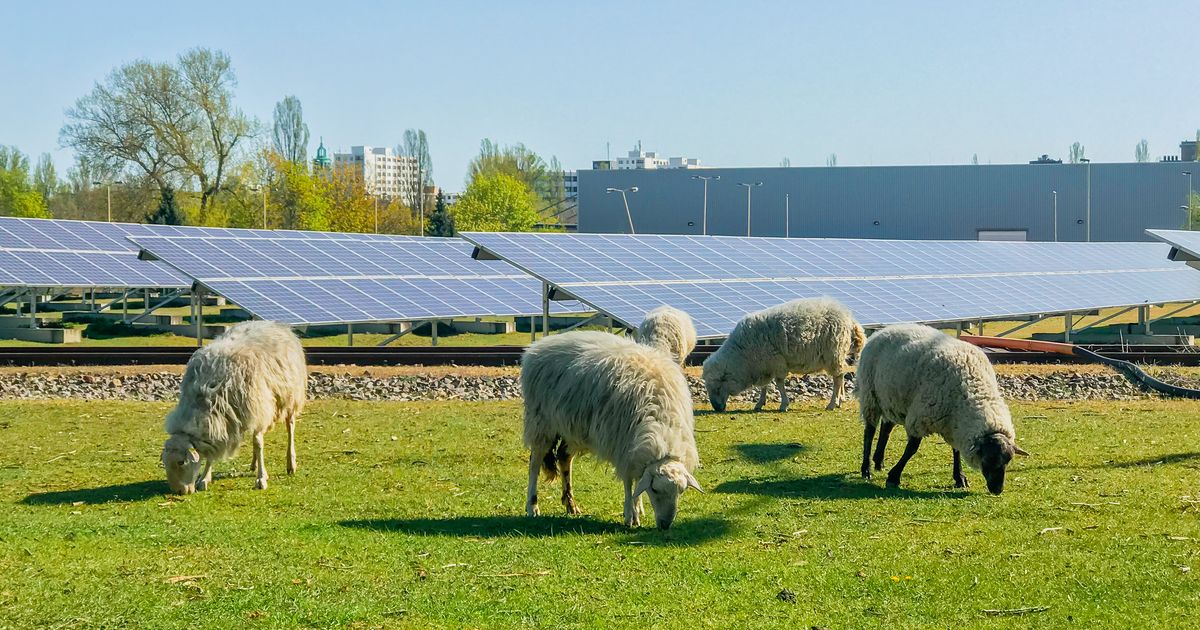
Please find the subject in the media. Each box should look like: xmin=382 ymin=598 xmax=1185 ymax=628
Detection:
xmin=1080 ymin=158 xmax=1091 ymax=241
xmin=691 ymin=175 xmax=719 ymax=235
xmin=1184 ymin=171 xmax=1194 ymax=230
xmin=785 ymin=193 xmax=790 ymax=238
xmin=1051 ymin=190 xmax=1057 ymax=242
xmin=737 ymin=182 xmax=763 ymax=236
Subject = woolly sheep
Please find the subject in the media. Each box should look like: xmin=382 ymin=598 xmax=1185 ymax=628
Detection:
xmin=855 ymin=324 xmax=1028 ymax=494
xmin=636 ymin=305 xmax=698 ymax=366
xmin=161 ymin=321 xmax=307 ymax=494
xmin=702 ymin=298 xmax=865 ymax=412
xmin=521 ymin=330 xmax=703 ymax=529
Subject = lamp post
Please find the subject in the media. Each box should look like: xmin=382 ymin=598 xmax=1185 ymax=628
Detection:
xmin=605 ymin=187 xmax=638 ymax=234
xmin=1051 ymin=190 xmax=1057 ymax=242
xmin=1184 ymin=171 xmax=1194 ymax=230
xmin=92 ymin=180 xmax=124 ymax=222
xmin=1182 ymin=205 xmax=1192 ymax=230
xmin=251 ymin=185 xmax=268 ymax=229
xmin=737 ymin=182 xmax=762 ymax=236
xmin=691 ymin=174 xmax=719 ymax=235
xmin=374 ymin=196 xmax=379 ymax=233
xmin=785 ymin=193 xmax=790 ymax=238
xmin=1079 ymin=158 xmax=1091 ymax=241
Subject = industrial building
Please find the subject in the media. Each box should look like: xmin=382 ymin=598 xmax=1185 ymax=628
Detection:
xmin=578 ymin=157 xmax=1198 ymax=242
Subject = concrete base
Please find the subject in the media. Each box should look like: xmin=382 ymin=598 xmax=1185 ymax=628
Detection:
xmin=515 ymin=315 xmax=594 ymax=333
xmin=158 ymin=295 xmax=227 ymax=308
xmin=0 ymin=316 xmax=57 ymax=329
xmin=0 ymin=326 xmax=82 ymax=343
xmin=304 ymin=322 xmax=411 ymax=336
xmin=64 ymin=312 xmax=184 ymax=326
xmin=451 ymin=319 xmax=515 ymax=334
xmin=35 ymin=302 xmax=98 ymax=313
xmin=1032 ymin=332 xmax=1195 ymax=345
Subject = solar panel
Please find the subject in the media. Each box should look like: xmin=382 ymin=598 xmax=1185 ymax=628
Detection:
xmin=129 ymin=235 xmax=587 ymax=325
xmin=462 ymin=232 xmax=1200 ymax=339
xmin=1147 ymin=229 xmax=1200 ymax=267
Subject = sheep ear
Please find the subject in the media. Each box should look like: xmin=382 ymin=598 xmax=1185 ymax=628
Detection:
xmin=1013 ymin=444 xmax=1030 ymax=457
xmin=685 ymin=471 xmax=704 ymax=494
xmin=633 ymin=472 xmax=653 ymax=499
xmin=185 ymin=448 xmax=201 ymax=464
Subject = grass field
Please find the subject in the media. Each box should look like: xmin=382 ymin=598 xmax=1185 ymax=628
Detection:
xmin=2 ymin=398 xmax=1199 ymax=628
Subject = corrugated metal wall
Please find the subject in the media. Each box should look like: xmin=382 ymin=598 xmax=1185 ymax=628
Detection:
xmin=578 ymin=162 xmax=1194 ymax=241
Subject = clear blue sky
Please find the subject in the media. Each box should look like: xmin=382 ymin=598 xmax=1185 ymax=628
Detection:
xmin=2 ymin=1 xmax=1197 ymax=190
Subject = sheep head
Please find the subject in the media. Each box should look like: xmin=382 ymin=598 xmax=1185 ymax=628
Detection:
xmin=633 ymin=459 xmax=703 ymax=530
xmin=967 ymin=431 xmax=1027 ymax=495
xmin=701 ymin=358 xmax=734 ymax=412
xmin=161 ymin=434 xmax=202 ymax=495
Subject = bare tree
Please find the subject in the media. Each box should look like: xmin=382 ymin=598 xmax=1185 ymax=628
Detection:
xmin=780 ymin=157 xmax=791 ymax=167
xmin=272 ymin=95 xmax=309 ymax=164
xmin=1069 ymin=142 xmax=1086 ymax=164
xmin=1135 ymin=139 xmax=1149 ymax=163
xmin=971 ymin=153 xmax=979 ymax=165
xmin=399 ymin=129 xmax=432 ymax=218
xmin=32 ymin=154 xmax=58 ymax=202
xmin=826 ymin=153 xmax=838 ymax=167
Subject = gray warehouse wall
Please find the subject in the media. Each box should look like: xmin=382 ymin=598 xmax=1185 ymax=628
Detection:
xmin=577 ymin=162 xmax=1195 ymax=241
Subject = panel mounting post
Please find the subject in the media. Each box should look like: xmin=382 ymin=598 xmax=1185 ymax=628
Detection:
xmin=542 ymin=281 xmax=550 ymax=337
xmin=29 ymin=289 xmax=37 ymax=329
xmin=191 ymin=290 xmax=202 ymax=347
xmin=431 ymin=320 xmax=438 ymax=346
xmin=347 ymin=323 xmax=354 ymax=347
xmin=1138 ymin=305 xmax=1150 ymax=335
xmin=1064 ymin=313 xmax=1073 ymax=343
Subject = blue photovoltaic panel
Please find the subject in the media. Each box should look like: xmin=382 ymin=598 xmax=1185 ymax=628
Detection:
xmin=130 ymin=235 xmax=586 ymax=325
xmin=1148 ymin=229 xmax=1200 ymax=266
xmin=462 ymin=232 xmax=1200 ymax=339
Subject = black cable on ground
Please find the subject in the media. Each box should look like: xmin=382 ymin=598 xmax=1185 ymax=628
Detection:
xmin=1073 ymin=346 xmax=1200 ymax=399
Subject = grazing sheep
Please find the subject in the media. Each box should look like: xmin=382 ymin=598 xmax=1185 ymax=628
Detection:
xmin=636 ymin=305 xmax=698 ymax=366
xmin=702 ymin=298 xmax=865 ymax=412
xmin=161 ymin=321 xmax=307 ymax=494
xmin=521 ymin=330 xmax=702 ymax=529
xmin=856 ymin=324 xmax=1028 ymax=494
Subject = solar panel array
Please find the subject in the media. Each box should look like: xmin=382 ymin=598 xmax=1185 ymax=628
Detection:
xmin=462 ymin=232 xmax=1200 ymax=338
xmin=130 ymin=235 xmax=586 ymax=325
xmin=1147 ymin=229 xmax=1200 ymax=266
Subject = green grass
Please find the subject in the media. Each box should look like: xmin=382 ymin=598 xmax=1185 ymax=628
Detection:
xmin=1 ymin=399 xmax=1199 ymax=628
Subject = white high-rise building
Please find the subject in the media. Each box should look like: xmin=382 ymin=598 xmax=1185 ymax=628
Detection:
xmin=606 ymin=149 xmax=701 ymax=170
xmin=332 ymin=146 xmax=420 ymax=204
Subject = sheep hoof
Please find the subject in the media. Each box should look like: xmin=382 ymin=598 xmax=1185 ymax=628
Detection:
xmin=195 ymin=479 xmax=209 ymax=492
xmin=779 ymin=405 xmax=789 ymax=412
xmin=254 ymin=478 xmax=268 ymax=490
xmin=527 ymin=504 xmax=540 ymax=517
xmin=955 ymin=476 xmax=969 ymax=489
xmin=825 ymin=401 xmax=837 ymax=411
xmin=885 ymin=478 xmax=901 ymax=489
xmin=860 ymin=468 xmax=871 ymax=480
xmin=563 ymin=499 xmax=582 ymax=515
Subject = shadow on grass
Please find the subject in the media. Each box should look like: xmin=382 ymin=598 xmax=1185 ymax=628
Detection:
xmin=339 ymin=515 xmax=732 ymax=545
xmin=21 ymin=479 xmax=165 ymax=505
xmin=1025 ymin=451 xmax=1200 ymax=472
xmin=734 ymin=442 xmax=807 ymax=464
xmin=714 ymin=473 xmax=969 ymax=500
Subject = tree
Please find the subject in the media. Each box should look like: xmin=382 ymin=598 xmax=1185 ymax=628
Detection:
xmin=1069 ymin=142 xmax=1086 ymax=164
xmin=826 ymin=153 xmax=838 ymax=167
xmin=32 ymin=154 xmax=58 ymax=204
xmin=467 ymin=139 xmax=552 ymax=198
xmin=971 ymin=153 xmax=979 ymax=165
xmin=1135 ymin=139 xmax=1149 ymax=163
xmin=399 ymin=129 xmax=432 ymax=219
xmin=452 ymin=173 xmax=539 ymax=232
xmin=145 ymin=187 xmax=183 ymax=225
xmin=426 ymin=190 xmax=455 ymax=236
xmin=272 ymin=95 xmax=309 ymax=164
xmin=0 ymin=146 xmax=51 ymax=218
xmin=780 ymin=157 xmax=791 ymax=168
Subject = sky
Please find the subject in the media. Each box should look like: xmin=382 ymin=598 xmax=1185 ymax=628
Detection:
xmin=2 ymin=1 xmax=1198 ymax=191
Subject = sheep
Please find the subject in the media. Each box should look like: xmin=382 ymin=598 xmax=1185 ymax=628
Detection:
xmin=521 ymin=330 xmax=702 ymax=529
xmin=701 ymin=298 xmax=865 ymax=412
xmin=636 ymin=305 xmax=698 ymax=366
xmin=161 ymin=320 xmax=307 ymax=494
xmin=855 ymin=323 xmax=1028 ymax=494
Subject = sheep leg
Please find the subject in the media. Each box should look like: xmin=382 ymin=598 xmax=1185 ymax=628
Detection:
xmin=623 ymin=478 xmax=641 ymax=528
xmin=861 ymin=423 xmax=877 ymax=479
xmin=253 ymin=432 xmax=268 ymax=490
xmin=953 ymin=449 xmax=969 ymax=488
xmin=826 ymin=373 xmax=844 ymax=410
xmin=526 ymin=451 xmax=542 ymax=517
xmin=873 ymin=422 xmax=894 ymax=471
xmin=286 ymin=411 xmax=297 ymax=475
xmin=754 ymin=386 xmax=768 ymax=412
xmin=776 ymin=377 xmax=790 ymax=412
xmin=195 ymin=459 xmax=213 ymax=491
xmin=885 ymin=436 xmax=922 ymax=489
xmin=559 ymin=451 xmax=581 ymax=515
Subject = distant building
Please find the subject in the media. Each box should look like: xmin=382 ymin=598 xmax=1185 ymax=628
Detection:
xmin=1029 ymin=154 xmax=1062 ymax=164
xmin=563 ymin=171 xmax=579 ymax=197
xmin=612 ymin=148 xmax=701 ymax=170
xmin=312 ymin=138 xmax=332 ymax=169
xmin=332 ymin=145 xmax=419 ymax=205
xmin=441 ymin=191 xmax=461 ymax=205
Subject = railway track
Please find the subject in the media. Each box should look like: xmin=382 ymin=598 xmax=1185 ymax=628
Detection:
xmin=0 ymin=344 xmax=1198 ymax=367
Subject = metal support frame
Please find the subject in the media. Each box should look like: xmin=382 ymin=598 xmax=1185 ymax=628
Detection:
xmin=1073 ymin=306 xmax=1138 ymax=336
xmin=1138 ymin=305 xmax=1150 ymax=335
xmin=954 ymin=322 xmax=962 ymax=338
xmin=28 ymin=288 xmax=38 ymax=329
xmin=560 ymin=313 xmax=606 ymax=334
xmin=994 ymin=314 xmax=1051 ymax=338
xmin=1064 ymin=313 xmax=1074 ymax=343
xmin=130 ymin=288 xmax=185 ymax=324
xmin=431 ymin=319 xmax=439 ymax=346
xmin=376 ymin=323 xmax=417 ymax=347
xmin=0 ymin=289 xmax=18 ymax=309
xmin=191 ymin=289 xmax=202 ymax=347
xmin=347 ymin=323 xmax=354 ymax=346
xmin=541 ymin=281 xmax=550 ymax=338
xmin=1148 ymin=301 xmax=1200 ymax=325
xmin=95 ymin=290 xmax=132 ymax=315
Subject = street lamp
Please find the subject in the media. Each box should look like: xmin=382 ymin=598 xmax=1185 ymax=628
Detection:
xmin=605 ymin=187 xmax=638 ymax=234
xmin=92 ymin=180 xmax=124 ymax=222
xmin=785 ymin=193 xmax=790 ymax=238
xmin=1051 ymin=190 xmax=1057 ymax=242
xmin=1183 ymin=171 xmax=1193 ymax=228
xmin=1182 ymin=205 xmax=1192 ymax=230
xmin=691 ymin=174 xmax=719 ymax=235
xmin=1079 ymin=158 xmax=1091 ymax=241
xmin=737 ymin=182 xmax=762 ymax=236
xmin=250 ymin=185 xmax=268 ymax=229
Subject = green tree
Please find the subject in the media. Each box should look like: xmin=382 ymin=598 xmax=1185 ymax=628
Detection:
xmin=1135 ymin=139 xmax=1149 ymax=163
xmin=32 ymin=154 xmax=58 ymax=204
xmin=453 ymin=173 xmax=539 ymax=232
xmin=0 ymin=146 xmax=51 ymax=218
xmin=272 ymin=95 xmax=309 ymax=164
xmin=145 ymin=187 xmax=183 ymax=225
xmin=426 ymin=190 xmax=455 ymax=236
xmin=1069 ymin=142 xmax=1086 ymax=164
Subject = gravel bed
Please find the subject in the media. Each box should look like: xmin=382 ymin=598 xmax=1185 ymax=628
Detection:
xmin=0 ymin=369 xmax=1192 ymax=403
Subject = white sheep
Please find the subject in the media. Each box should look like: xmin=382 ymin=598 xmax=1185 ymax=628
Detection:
xmin=521 ymin=330 xmax=703 ymax=529
xmin=636 ymin=305 xmax=698 ymax=366
xmin=856 ymin=324 xmax=1028 ymax=494
xmin=161 ymin=320 xmax=307 ymax=494
xmin=702 ymin=298 xmax=865 ymax=412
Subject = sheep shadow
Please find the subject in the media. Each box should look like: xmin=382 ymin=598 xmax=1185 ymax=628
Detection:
xmin=1025 ymin=451 xmax=1200 ymax=472
xmin=21 ymin=479 xmax=165 ymax=505
xmin=734 ymin=442 xmax=807 ymax=464
xmin=714 ymin=473 xmax=969 ymax=501
xmin=339 ymin=515 xmax=732 ymax=545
